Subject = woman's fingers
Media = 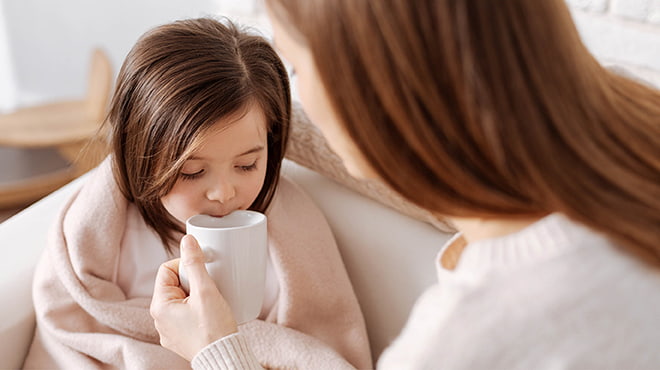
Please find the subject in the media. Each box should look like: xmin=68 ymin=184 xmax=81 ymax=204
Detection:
xmin=150 ymin=234 xmax=240 ymax=361
xmin=180 ymin=235 xmax=218 ymax=297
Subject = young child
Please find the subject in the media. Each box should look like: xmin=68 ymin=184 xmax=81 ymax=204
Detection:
xmin=24 ymin=18 xmax=371 ymax=369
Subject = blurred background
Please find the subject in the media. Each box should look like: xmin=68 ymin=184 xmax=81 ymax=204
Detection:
xmin=0 ymin=0 xmax=659 ymax=220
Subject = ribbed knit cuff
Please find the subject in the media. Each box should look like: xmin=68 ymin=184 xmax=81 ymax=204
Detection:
xmin=191 ymin=333 xmax=263 ymax=370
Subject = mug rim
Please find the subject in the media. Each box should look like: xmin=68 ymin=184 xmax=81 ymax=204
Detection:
xmin=186 ymin=211 xmax=266 ymax=231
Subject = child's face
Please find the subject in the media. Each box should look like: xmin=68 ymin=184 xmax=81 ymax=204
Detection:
xmin=161 ymin=105 xmax=269 ymax=226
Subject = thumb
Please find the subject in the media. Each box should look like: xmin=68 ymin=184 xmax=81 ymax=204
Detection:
xmin=180 ymin=235 xmax=216 ymax=297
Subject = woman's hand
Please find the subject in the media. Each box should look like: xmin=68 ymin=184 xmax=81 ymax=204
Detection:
xmin=150 ymin=235 xmax=238 ymax=361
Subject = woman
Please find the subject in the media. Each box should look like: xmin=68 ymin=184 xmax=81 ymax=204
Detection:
xmin=150 ymin=0 xmax=660 ymax=368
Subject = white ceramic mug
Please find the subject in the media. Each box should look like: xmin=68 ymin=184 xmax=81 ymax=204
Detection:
xmin=179 ymin=211 xmax=268 ymax=324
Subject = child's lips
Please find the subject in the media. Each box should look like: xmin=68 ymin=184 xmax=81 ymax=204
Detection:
xmin=208 ymin=209 xmax=237 ymax=217
xmin=207 ymin=206 xmax=244 ymax=218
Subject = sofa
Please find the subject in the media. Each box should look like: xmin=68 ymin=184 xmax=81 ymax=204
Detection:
xmin=0 ymin=159 xmax=453 ymax=368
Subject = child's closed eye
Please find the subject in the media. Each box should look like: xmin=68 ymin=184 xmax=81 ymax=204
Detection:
xmin=181 ymin=169 xmax=204 ymax=181
xmin=237 ymin=161 xmax=258 ymax=172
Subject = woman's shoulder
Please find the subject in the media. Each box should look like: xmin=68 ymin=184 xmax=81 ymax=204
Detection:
xmin=434 ymin=238 xmax=660 ymax=368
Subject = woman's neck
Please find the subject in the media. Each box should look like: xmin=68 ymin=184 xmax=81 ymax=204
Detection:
xmin=439 ymin=216 xmax=543 ymax=270
xmin=448 ymin=216 xmax=544 ymax=244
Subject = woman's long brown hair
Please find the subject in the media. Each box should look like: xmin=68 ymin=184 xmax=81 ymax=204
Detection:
xmin=268 ymin=0 xmax=660 ymax=261
xmin=105 ymin=18 xmax=290 ymax=252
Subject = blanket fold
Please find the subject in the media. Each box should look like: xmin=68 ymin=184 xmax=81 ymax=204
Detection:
xmin=24 ymin=158 xmax=371 ymax=369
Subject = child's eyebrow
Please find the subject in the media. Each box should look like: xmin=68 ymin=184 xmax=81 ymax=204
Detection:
xmin=236 ymin=145 xmax=264 ymax=158
xmin=186 ymin=146 xmax=264 ymax=161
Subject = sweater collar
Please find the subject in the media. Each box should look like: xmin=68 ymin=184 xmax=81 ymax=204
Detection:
xmin=437 ymin=214 xmax=608 ymax=278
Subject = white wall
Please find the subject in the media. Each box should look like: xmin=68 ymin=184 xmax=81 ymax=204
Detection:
xmin=0 ymin=0 xmax=658 ymax=112
xmin=0 ymin=0 xmax=16 ymax=111
xmin=567 ymin=0 xmax=660 ymax=86
xmin=0 ymin=0 xmax=268 ymax=110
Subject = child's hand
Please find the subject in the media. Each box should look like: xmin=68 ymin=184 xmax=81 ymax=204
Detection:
xmin=150 ymin=235 xmax=238 ymax=362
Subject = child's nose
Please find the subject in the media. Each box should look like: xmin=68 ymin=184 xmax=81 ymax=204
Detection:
xmin=207 ymin=179 xmax=236 ymax=203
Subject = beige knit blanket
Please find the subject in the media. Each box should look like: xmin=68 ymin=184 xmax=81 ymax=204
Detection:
xmin=23 ymin=158 xmax=372 ymax=369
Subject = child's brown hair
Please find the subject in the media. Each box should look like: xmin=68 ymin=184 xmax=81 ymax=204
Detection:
xmin=105 ymin=17 xmax=290 ymax=252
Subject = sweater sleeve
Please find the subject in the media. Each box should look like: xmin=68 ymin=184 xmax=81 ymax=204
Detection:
xmin=191 ymin=333 xmax=263 ymax=370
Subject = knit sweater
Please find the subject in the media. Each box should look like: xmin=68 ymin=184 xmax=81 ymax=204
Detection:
xmin=192 ymin=214 xmax=660 ymax=369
